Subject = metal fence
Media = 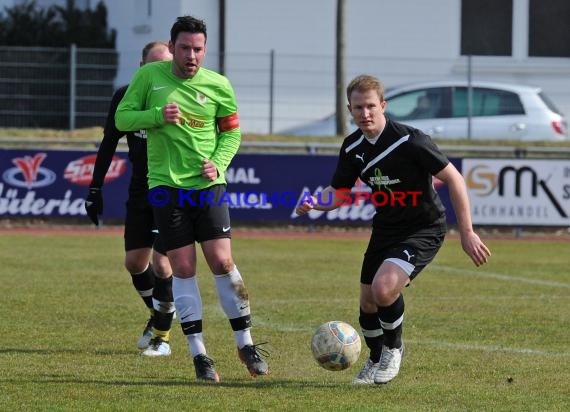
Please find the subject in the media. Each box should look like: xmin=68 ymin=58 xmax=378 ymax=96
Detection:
xmin=0 ymin=45 xmax=117 ymax=129
xmin=1 ymin=46 xmax=569 ymax=135
xmin=222 ymin=51 xmax=570 ymax=135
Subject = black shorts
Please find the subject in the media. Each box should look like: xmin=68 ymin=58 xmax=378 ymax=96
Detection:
xmin=360 ymin=220 xmax=446 ymax=284
xmin=124 ymin=191 xmax=167 ymax=255
xmin=151 ymin=184 xmax=231 ymax=252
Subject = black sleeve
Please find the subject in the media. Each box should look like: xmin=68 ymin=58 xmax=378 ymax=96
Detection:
xmin=89 ymin=87 xmax=127 ymax=188
xmin=330 ymin=142 xmax=360 ymax=190
xmin=409 ymin=130 xmax=449 ymax=176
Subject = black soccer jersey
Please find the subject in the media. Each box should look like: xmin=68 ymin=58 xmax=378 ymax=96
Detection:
xmin=90 ymin=85 xmax=149 ymax=194
xmin=331 ymin=118 xmax=449 ymax=236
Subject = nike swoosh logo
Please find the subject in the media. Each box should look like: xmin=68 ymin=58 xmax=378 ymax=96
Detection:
xmin=222 ymin=226 xmax=231 ymax=232
xmin=152 ymin=86 xmax=167 ymax=91
xmin=181 ymin=324 xmax=198 ymax=334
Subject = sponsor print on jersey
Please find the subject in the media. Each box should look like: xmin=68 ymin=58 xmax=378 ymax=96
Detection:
xmin=179 ymin=113 xmax=207 ymax=127
xmin=63 ymin=154 xmax=127 ymax=186
xmin=367 ymin=168 xmax=401 ymax=192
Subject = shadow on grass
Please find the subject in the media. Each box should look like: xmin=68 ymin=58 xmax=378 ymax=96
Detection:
xmin=3 ymin=374 xmax=353 ymax=389
xmin=0 ymin=347 xmax=138 ymax=356
xmin=0 ymin=347 xmax=85 ymax=355
xmin=0 ymin=349 xmax=353 ymax=388
xmin=0 ymin=349 xmax=361 ymax=389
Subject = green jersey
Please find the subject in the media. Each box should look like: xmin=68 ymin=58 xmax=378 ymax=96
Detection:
xmin=115 ymin=61 xmax=241 ymax=190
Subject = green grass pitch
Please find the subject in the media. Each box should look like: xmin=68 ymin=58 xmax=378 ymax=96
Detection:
xmin=0 ymin=230 xmax=568 ymax=411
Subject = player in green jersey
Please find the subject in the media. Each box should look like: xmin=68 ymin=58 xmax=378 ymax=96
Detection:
xmin=116 ymin=15 xmax=268 ymax=382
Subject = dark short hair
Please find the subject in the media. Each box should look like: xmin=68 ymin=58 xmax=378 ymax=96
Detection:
xmin=346 ymin=74 xmax=385 ymax=103
xmin=170 ymin=15 xmax=207 ymax=44
xmin=141 ymin=41 xmax=168 ymax=62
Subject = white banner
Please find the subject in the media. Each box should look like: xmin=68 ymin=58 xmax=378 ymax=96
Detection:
xmin=463 ymin=158 xmax=570 ymax=226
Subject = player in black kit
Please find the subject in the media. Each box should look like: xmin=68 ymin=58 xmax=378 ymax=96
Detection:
xmin=296 ymin=74 xmax=491 ymax=385
xmin=84 ymin=42 xmax=175 ymax=357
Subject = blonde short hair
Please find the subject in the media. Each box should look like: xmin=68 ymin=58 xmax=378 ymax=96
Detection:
xmin=346 ymin=74 xmax=385 ymax=103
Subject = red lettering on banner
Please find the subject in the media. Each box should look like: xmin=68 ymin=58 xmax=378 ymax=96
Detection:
xmin=63 ymin=154 xmax=126 ymax=186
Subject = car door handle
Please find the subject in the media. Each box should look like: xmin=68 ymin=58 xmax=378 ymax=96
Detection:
xmin=510 ymin=122 xmax=526 ymax=132
xmin=428 ymin=126 xmax=444 ymax=135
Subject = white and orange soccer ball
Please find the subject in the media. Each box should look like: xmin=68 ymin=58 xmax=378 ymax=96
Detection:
xmin=311 ymin=321 xmax=361 ymax=371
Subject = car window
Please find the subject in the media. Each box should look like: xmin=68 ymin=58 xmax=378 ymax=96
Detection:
xmin=386 ymin=87 xmax=446 ymax=120
xmin=538 ymin=91 xmax=562 ymax=115
xmin=453 ymin=87 xmax=525 ymax=117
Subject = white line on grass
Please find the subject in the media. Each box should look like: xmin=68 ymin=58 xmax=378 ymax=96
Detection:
xmin=252 ymin=317 xmax=570 ymax=358
xmin=411 ymin=294 xmax=569 ymax=301
xmin=251 ymin=318 xmax=570 ymax=357
xmin=432 ymin=264 xmax=570 ymax=289
xmin=406 ymin=338 xmax=570 ymax=358
xmin=202 ymin=304 xmax=569 ymax=358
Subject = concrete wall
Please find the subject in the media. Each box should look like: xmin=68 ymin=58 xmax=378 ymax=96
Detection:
xmin=107 ymin=0 xmax=218 ymax=86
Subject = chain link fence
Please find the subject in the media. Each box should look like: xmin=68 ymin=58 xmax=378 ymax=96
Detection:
xmin=0 ymin=45 xmax=117 ymax=129
xmin=1 ymin=46 xmax=569 ymax=135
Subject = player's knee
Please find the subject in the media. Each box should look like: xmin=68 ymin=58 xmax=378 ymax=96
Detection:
xmin=215 ymin=258 xmax=235 ymax=275
xmin=153 ymin=259 xmax=172 ymax=278
xmin=371 ymin=278 xmax=399 ymax=306
xmin=169 ymin=259 xmax=197 ymax=277
xmin=125 ymin=259 xmax=147 ymax=274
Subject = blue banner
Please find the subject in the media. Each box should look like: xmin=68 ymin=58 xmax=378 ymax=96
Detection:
xmin=0 ymin=148 xmax=130 ymax=219
xmin=0 ymin=148 xmax=457 ymax=225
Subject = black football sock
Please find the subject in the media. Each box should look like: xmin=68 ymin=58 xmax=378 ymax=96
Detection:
xmin=131 ymin=263 xmax=155 ymax=310
xmin=152 ymin=275 xmax=174 ymax=339
xmin=377 ymin=294 xmax=405 ymax=349
xmin=359 ymin=308 xmax=384 ymax=363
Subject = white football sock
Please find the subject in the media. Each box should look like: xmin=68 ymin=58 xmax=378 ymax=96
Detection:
xmin=172 ymin=275 xmax=206 ymax=356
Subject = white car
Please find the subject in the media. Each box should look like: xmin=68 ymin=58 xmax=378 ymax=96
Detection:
xmin=280 ymin=80 xmax=568 ymax=141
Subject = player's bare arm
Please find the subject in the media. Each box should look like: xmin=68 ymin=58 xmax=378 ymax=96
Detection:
xmin=436 ymin=163 xmax=491 ymax=266
xmin=296 ymin=185 xmax=341 ymax=215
